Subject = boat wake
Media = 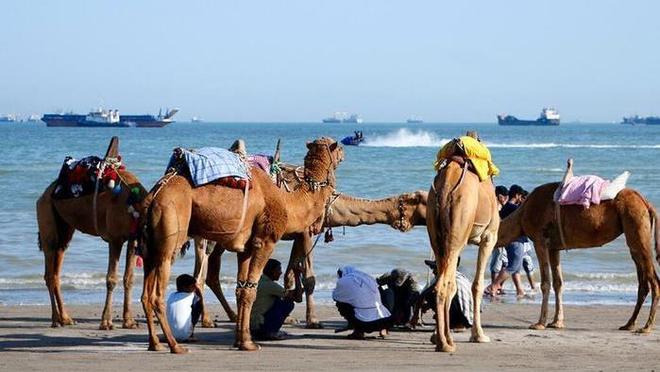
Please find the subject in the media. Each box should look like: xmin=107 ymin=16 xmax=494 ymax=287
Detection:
xmin=362 ymin=128 xmax=449 ymax=147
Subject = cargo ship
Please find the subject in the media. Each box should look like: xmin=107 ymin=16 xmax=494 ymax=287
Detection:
xmin=322 ymin=112 xmax=363 ymax=124
xmin=42 ymin=108 xmax=178 ymax=128
xmin=497 ymin=107 xmax=560 ymax=126
xmin=621 ymin=115 xmax=660 ymax=125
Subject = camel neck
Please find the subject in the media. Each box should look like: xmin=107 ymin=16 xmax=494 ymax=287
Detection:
xmin=282 ymin=183 xmax=334 ymax=234
xmin=325 ymin=195 xmax=399 ymax=228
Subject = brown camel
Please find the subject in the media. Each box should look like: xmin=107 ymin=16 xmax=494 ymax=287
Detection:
xmin=36 ymin=137 xmax=145 ymax=330
xmin=140 ymin=137 xmax=343 ymax=353
xmin=497 ymin=160 xmax=660 ymax=332
xmin=195 ymin=190 xmax=429 ymax=327
xmin=426 ymin=137 xmax=500 ymax=352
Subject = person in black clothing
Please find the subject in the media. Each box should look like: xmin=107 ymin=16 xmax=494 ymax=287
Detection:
xmin=377 ymin=269 xmax=420 ymax=327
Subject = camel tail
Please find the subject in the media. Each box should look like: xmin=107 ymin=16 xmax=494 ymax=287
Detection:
xmin=651 ymin=203 xmax=660 ymax=267
xmin=36 ymin=183 xmax=72 ymax=252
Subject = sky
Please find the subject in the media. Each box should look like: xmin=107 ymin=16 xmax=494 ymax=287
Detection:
xmin=1 ymin=0 xmax=659 ymax=122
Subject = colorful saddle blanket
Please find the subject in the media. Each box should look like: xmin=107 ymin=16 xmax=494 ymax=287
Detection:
xmin=52 ymin=156 xmax=122 ymax=199
xmin=167 ymin=147 xmax=251 ymax=187
xmin=555 ymin=171 xmax=629 ymax=208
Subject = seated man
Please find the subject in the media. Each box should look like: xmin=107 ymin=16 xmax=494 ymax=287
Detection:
xmin=333 ymin=266 xmax=392 ymax=339
xmin=413 ymin=259 xmax=473 ymax=330
xmin=377 ymin=269 xmax=420 ymax=327
xmin=166 ymin=274 xmax=205 ymax=342
xmin=250 ymin=259 xmax=303 ymax=340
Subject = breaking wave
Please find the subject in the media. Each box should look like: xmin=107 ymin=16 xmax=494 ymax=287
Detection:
xmin=362 ymin=129 xmax=449 ymax=147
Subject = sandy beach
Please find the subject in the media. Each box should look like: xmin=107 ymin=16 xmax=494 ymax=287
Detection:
xmin=1 ymin=302 xmax=658 ymax=371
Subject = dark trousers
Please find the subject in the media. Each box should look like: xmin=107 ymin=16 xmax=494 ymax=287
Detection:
xmin=379 ymin=287 xmax=417 ymax=325
xmin=336 ymin=302 xmax=392 ymax=333
xmin=258 ymin=298 xmax=295 ymax=335
xmin=191 ymin=299 xmax=202 ymax=327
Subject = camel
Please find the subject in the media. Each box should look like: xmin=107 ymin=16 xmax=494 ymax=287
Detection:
xmin=497 ymin=159 xmax=660 ymax=332
xmin=426 ymin=134 xmax=500 ymax=352
xmin=140 ymin=137 xmax=343 ymax=353
xmin=36 ymin=137 xmax=145 ymax=330
xmin=194 ymin=190 xmax=429 ymax=328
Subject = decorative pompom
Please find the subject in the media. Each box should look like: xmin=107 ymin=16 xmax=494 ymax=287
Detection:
xmin=107 ymin=179 xmax=116 ymax=189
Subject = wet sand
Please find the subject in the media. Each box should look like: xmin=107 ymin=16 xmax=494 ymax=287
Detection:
xmin=0 ymin=302 xmax=658 ymax=371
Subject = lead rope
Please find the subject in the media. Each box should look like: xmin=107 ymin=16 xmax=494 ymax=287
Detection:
xmin=554 ymin=187 xmax=568 ymax=249
xmin=92 ymin=161 xmax=107 ymax=235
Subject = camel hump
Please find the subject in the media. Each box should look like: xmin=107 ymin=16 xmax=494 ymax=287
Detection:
xmin=104 ymin=136 xmax=119 ymax=159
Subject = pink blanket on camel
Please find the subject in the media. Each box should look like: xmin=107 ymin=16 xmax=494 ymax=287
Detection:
xmin=557 ymin=175 xmax=610 ymax=208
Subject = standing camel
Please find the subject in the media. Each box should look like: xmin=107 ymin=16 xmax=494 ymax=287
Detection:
xmin=195 ymin=190 xmax=428 ymax=327
xmin=140 ymin=137 xmax=343 ymax=353
xmin=426 ymin=135 xmax=500 ymax=352
xmin=497 ymin=160 xmax=660 ymax=332
xmin=36 ymin=137 xmax=145 ymax=330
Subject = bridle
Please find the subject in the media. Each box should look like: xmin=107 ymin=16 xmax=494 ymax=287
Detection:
xmin=304 ymin=142 xmax=340 ymax=192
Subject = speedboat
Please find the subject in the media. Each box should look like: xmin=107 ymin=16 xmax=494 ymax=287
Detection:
xmin=341 ymin=131 xmax=365 ymax=146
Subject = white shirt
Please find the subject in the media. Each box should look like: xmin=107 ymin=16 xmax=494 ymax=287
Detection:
xmin=332 ymin=266 xmax=391 ymax=322
xmin=166 ymin=291 xmax=198 ymax=341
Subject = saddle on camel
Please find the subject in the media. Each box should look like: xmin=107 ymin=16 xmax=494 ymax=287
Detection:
xmin=36 ymin=136 xmax=146 ymax=330
xmin=140 ymin=137 xmax=343 ymax=353
xmin=497 ymin=158 xmax=660 ymax=333
xmin=426 ymin=131 xmax=500 ymax=352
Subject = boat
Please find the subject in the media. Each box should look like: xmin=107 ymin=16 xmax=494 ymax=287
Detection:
xmin=406 ymin=116 xmax=424 ymax=124
xmin=42 ymin=108 xmax=179 ymax=128
xmin=0 ymin=114 xmax=17 ymax=123
xmin=497 ymin=107 xmax=560 ymax=126
xmin=621 ymin=115 xmax=660 ymax=125
xmin=340 ymin=131 xmax=365 ymax=146
xmin=322 ymin=112 xmax=363 ymax=124
xmin=191 ymin=116 xmax=203 ymax=123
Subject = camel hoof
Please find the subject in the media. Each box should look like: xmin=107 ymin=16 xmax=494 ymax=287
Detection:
xmin=201 ymin=319 xmax=216 ymax=328
xmin=171 ymin=344 xmax=189 ymax=354
xmin=61 ymin=318 xmax=75 ymax=326
xmin=529 ymin=323 xmax=546 ymax=330
xmin=619 ymin=323 xmax=635 ymax=331
xmin=435 ymin=343 xmax=456 ymax=353
xmin=470 ymin=335 xmax=491 ymax=343
xmin=547 ymin=321 xmax=565 ymax=329
xmin=238 ymin=341 xmax=261 ymax=351
xmin=305 ymin=321 xmax=324 ymax=329
xmin=148 ymin=343 xmax=167 ymax=352
xmin=51 ymin=321 xmax=61 ymax=328
xmin=122 ymin=319 xmax=139 ymax=329
xmin=99 ymin=320 xmax=114 ymax=330
xmin=635 ymin=327 xmax=652 ymax=334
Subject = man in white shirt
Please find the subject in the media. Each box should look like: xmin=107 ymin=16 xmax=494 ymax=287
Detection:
xmin=332 ymin=266 xmax=392 ymax=339
xmin=166 ymin=274 xmax=205 ymax=342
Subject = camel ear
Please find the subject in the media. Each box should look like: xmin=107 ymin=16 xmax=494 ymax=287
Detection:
xmin=329 ymin=141 xmax=338 ymax=151
xmin=306 ymin=141 xmax=313 ymax=150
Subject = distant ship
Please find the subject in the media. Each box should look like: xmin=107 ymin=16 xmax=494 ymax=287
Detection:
xmin=406 ymin=116 xmax=424 ymax=124
xmin=498 ymin=107 xmax=560 ymax=126
xmin=322 ymin=112 xmax=363 ymax=124
xmin=42 ymin=108 xmax=179 ymax=128
xmin=621 ymin=115 xmax=660 ymax=125
xmin=0 ymin=114 xmax=17 ymax=123
xmin=191 ymin=116 xmax=203 ymax=123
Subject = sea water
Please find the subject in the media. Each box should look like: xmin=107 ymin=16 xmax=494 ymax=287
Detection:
xmin=0 ymin=122 xmax=658 ymax=307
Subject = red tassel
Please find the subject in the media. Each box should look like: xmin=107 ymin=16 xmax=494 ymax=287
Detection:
xmin=136 ymin=256 xmax=143 ymax=268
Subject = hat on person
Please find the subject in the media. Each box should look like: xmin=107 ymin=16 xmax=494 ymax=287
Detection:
xmin=495 ymin=185 xmax=508 ymax=197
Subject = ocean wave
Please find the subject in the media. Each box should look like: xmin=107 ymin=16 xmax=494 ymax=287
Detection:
xmin=362 ymin=129 xmax=449 ymax=147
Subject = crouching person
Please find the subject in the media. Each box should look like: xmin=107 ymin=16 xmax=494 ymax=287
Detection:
xmin=166 ymin=274 xmax=205 ymax=342
xmin=250 ymin=259 xmax=303 ymax=340
xmin=333 ymin=266 xmax=392 ymax=339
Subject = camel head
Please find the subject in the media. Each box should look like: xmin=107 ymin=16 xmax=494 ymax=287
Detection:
xmin=391 ymin=190 xmax=428 ymax=232
xmin=304 ymin=137 xmax=344 ymax=190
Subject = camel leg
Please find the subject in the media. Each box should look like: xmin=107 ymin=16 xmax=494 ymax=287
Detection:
xmin=547 ymin=249 xmax=565 ymax=329
xmin=152 ymin=258 xmax=188 ymax=354
xmin=193 ymin=239 xmax=215 ymax=328
xmin=470 ymin=234 xmax=495 ymax=343
xmin=620 ymin=262 xmax=648 ymax=331
xmin=100 ymin=240 xmax=123 ymax=330
xmin=43 ymin=249 xmax=62 ymax=327
xmin=122 ymin=240 xmax=138 ymax=329
xmin=530 ymin=241 xmax=551 ymax=330
xmin=206 ymin=246 xmax=237 ymax=322
xmin=235 ymin=239 xmax=276 ymax=351
xmin=640 ymin=273 xmax=660 ymax=333
xmin=298 ymin=234 xmax=322 ymax=328
xmin=141 ymin=261 xmax=165 ymax=351
xmin=433 ymin=256 xmax=457 ymax=353
xmin=50 ymin=247 xmax=75 ymax=326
